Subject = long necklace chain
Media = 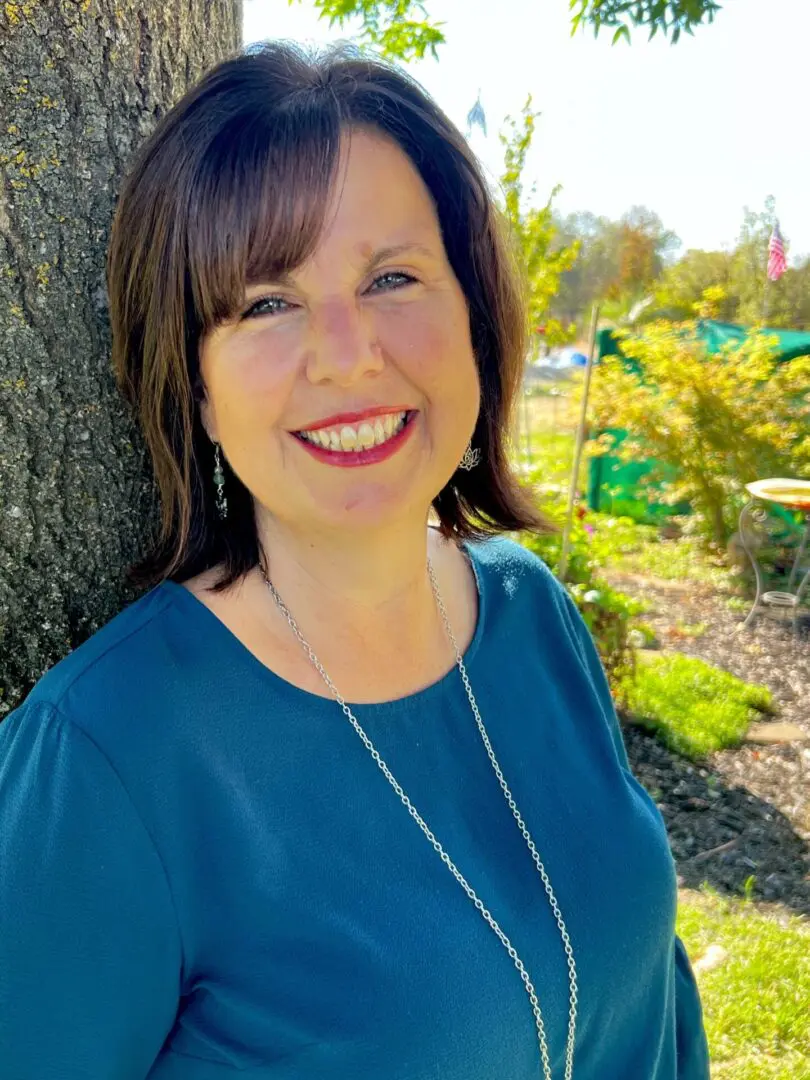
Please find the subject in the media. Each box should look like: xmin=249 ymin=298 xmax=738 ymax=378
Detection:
xmin=260 ymin=556 xmax=578 ymax=1079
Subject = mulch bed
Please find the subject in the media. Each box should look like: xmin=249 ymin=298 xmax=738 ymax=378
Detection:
xmin=604 ymin=569 xmax=810 ymax=919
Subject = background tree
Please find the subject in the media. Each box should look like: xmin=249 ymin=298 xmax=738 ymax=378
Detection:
xmin=551 ymin=206 xmax=679 ymax=327
xmin=644 ymin=198 xmax=810 ymax=330
xmin=499 ymin=99 xmax=578 ymax=349
xmin=0 ymin=0 xmax=241 ymax=715
xmin=652 ymin=249 xmax=735 ymax=322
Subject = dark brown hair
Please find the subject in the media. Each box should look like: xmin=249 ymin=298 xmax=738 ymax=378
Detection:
xmin=107 ymin=40 xmax=553 ymax=592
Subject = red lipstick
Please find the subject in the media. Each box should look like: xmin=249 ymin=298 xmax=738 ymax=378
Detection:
xmin=295 ymin=405 xmax=413 ymax=433
xmin=292 ymin=410 xmax=418 ymax=468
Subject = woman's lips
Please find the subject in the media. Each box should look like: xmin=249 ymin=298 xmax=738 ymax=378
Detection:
xmin=292 ymin=411 xmax=417 ymax=467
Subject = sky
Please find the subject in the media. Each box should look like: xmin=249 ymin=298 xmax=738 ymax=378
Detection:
xmin=244 ymin=0 xmax=810 ymax=262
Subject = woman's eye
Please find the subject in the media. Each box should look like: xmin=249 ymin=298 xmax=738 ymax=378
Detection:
xmin=367 ymin=271 xmax=416 ymax=293
xmin=242 ymin=295 xmax=292 ymax=319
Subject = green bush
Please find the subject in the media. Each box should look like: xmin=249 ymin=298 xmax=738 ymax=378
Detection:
xmin=586 ymin=318 xmax=810 ymax=549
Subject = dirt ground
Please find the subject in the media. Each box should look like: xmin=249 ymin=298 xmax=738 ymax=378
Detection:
xmin=605 ymin=569 xmax=810 ymax=919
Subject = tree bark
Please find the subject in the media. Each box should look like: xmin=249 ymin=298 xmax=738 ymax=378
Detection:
xmin=0 ymin=0 xmax=242 ymax=715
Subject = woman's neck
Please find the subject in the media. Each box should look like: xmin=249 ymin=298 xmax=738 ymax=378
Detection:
xmin=250 ymin=515 xmax=449 ymax=667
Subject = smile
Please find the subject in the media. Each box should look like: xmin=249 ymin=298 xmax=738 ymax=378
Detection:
xmin=291 ymin=410 xmax=417 ymax=467
xmin=295 ymin=411 xmax=409 ymax=452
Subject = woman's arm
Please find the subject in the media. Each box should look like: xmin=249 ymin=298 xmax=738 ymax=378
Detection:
xmin=555 ymin=577 xmax=711 ymax=1078
xmin=0 ymin=698 xmax=181 ymax=1078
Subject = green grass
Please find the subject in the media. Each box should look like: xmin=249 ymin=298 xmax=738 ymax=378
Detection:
xmin=677 ymin=887 xmax=810 ymax=1079
xmin=616 ymin=652 xmax=774 ymax=758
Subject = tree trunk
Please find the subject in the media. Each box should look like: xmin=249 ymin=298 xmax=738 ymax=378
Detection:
xmin=0 ymin=0 xmax=242 ymax=715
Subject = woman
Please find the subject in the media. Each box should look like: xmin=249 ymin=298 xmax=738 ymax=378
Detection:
xmin=0 ymin=42 xmax=709 ymax=1079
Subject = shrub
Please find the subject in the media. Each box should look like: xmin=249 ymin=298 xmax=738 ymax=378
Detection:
xmin=586 ymin=317 xmax=810 ymax=549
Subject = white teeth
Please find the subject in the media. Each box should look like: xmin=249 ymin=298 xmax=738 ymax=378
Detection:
xmin=339 ymin=426 xmax=357 ymax=451
xmin=357 ymin=422 xmax=376 ymax=449
xmin=299 ymin=411 xmax=409 ymax=452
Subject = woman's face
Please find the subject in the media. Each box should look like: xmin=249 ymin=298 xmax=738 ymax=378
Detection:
xmin=198 ymin=128 xmax=480 ymax=537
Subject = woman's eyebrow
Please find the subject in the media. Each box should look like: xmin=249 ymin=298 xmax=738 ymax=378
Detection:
xmin=245 ymin=268 xmax=296 ymax=290
xmin=364 ymin=242 xmax=437 ymax=272
xmin=243 ymin=243 xmax=437 ymax=293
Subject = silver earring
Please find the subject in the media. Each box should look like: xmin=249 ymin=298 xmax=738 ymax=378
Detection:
xmin=213 ymin=442 xmax=228 ymax=520
xmin=457 ymin=442 xmax=481 ymax=471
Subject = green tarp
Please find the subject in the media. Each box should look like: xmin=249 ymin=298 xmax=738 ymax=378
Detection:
xmin=596 ymin=319 xmax=810 ymax=368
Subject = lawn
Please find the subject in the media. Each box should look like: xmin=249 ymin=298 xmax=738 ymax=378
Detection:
xmin=677 ymin=888 xmax=810 ymax=1080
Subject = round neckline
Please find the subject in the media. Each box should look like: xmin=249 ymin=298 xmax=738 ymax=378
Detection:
xmin=158 ymin=539 xmax=487 ymax=718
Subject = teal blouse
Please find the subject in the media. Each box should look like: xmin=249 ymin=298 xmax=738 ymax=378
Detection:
xmin=0 ymin=536 xmax=709 ymax=1078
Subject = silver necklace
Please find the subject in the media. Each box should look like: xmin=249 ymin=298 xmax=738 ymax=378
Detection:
xmin=260 ymin=555 xmax=578 ymax=1079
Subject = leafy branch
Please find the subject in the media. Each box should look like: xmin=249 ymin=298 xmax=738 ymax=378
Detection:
xmin=292 ymin=0 xmax=723 ymax=60
xmin=569 ymin=0 xmax=722 ymax=45
xmin=294 ymin=0 xmax=445 ymax=60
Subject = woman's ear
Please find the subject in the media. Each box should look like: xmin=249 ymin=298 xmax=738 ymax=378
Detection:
xmin=199 ymin=399 xmax=218 ymax=445
xmin=194 ymin=374 xmax=218 ymax=444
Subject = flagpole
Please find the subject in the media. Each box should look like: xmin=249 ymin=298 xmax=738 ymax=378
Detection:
xmin=764 ymin=217 xmax=787 ymax=322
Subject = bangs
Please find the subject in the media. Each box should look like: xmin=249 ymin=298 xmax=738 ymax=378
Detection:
xmin=186 ymin=102 xmax=342 ymax=333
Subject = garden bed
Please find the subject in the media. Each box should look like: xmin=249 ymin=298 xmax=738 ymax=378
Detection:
xmin=605 ymin=568 xmax=810 ymax=918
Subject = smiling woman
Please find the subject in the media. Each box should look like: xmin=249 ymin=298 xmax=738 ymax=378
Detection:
xmin=0 ymin=40 xmax=709 ymax=1080
xmin=106 ymin=45 xmax=548 ymax=592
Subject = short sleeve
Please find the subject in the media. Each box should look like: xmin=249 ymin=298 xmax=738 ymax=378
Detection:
xmin=674 ymin=934 xmax=711 ymax=1078
xmin=553 ymin=577 xmax=632 ymax=773
xmin=0 ymin=698 xmax=182 ymax=1078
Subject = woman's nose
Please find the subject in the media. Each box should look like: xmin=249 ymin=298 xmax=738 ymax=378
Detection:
xmin=305 ymin=299 xmax=385 ymax=386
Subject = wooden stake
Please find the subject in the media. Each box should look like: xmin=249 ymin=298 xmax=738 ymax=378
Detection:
xmin=558 ymin=304 xmax=600 ymax=582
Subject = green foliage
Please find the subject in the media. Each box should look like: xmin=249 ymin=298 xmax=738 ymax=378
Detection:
xmin=677 ymin=887 xmax=810 ymax=1079
xmin=570 ymin=0 xmax=722 ymax=43
xmin=617 ymin=651 xmax=773 ymax=758
xmin=296 ymin=0 xmax=445 ymax=60
xmin=653 ymin=249 xmax=736 ymax=322
xmin=519 ymin=489 xmax=645 ymax=688
xmin=499 ymin=100 xmax=579 ymax=347
xmin=728 ymin=198 xmax=810 ymax=329
xmin=586 ymin=317 xmax=810 ymax=547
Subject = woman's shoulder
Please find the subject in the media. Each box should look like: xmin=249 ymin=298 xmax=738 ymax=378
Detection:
xmin=18 ymin=581 xmax=188 ymax=734
xmin=465 ymin=533 xmax=565 ymax=603
xmin=466 ymin=533 xmax=587 ymax=651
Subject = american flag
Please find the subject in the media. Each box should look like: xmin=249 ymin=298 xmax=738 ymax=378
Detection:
xmin=767 ymin=222 xmax=787 ymax=281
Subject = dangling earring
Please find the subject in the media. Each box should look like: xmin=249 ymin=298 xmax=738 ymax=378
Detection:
xmin=457 ymin=441 xmax=481 ymax=472
xmin=213 ymin=442 xmax=228 ymax=520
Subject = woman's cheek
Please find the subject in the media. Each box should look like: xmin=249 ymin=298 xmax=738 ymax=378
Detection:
xmin=230 ymin=324 xmax=302 ymax=396
xmin=377 ymin=304 xmax=465 ymax=382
